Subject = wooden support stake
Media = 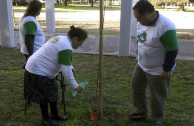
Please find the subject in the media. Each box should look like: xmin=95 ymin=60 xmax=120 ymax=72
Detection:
xmin=98 ymin=0 xmax=104 ymax=120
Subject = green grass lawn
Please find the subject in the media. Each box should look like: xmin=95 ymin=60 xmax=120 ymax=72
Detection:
xmin=0 ymin=47 xmax=193 ymax=126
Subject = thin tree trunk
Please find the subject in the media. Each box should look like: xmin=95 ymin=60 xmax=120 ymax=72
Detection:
xmin=91 ymin=0 xmax=93 ymax=7
xmin=64 ymin=0 xmax=68 ymax=6
xmin=15 ymin=0 xmax=19 ymax=6
xmin=179 ymin=4 xmax=185 ymax=11
xmin=19 ymin=0 xmax=23 ymax=6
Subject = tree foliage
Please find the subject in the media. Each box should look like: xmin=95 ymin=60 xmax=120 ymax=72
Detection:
xmin=149 ymin=0 xmax=194 ymax=4
xmin=148 ymin=0 xmax=194 ymax=11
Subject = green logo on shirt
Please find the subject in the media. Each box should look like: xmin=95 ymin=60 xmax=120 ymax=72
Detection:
xmin=138 ymin=32 xmax=147 ymax=43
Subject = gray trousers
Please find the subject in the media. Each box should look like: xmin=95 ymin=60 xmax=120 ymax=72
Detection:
xmin=131 ymin=64 xmax=169 ymax=121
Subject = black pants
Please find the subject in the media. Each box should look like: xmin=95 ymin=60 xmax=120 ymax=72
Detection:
xmin=40 ymin=101 xmax=58 ymax=119
xmin=24 ymin=70 xmax=58 ymax=104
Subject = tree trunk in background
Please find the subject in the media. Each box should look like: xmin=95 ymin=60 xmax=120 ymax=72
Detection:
xmin=15 ymin=0 xmax=19 ymax=6
xmin=179 ymin=4 xmax=185 ymax=11
xmin=19 ymin=0 xmax=23 ymax=6
xmin=110 ymin=0 xmax=113 ymax=6
xmin=91 ymin=0 xmax=93 ymax=7
xmin=64 ymin=0 xmax=68 ymax=6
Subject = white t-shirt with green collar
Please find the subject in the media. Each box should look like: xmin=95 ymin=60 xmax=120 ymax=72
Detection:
xmin=19 ymin=16 xmax=45 ymax=55
xmin=25 ymin=36 xmax=78 ymax=89
xmin=137 ymin=13 xmax=179 ymax=75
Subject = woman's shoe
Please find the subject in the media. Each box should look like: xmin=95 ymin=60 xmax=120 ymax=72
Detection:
xmin=41 ymin=118 xmax=57 ymax=126
xmin=51 ymin=115 xmax=68 ymax=121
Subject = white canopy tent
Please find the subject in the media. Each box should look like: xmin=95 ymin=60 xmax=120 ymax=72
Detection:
xmin=119 ymin=0 xmax=138 ymax=56
xmin=45 ymin=0 xmax=55 ymax=33
xmin=0 ymin=0 xmax=15 ymax=47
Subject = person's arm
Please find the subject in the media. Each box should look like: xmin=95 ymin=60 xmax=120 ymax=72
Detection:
xmin=58 ymin=49 xmax=82 ymax=92
xmin=161 ymin=50 xmax=178 ymax=79
xmin=24 ymin=21 xmax=37 ymax=55
xmin=160 ymin=29 xmax=179 ymax=79
xmin=61 ymin=65 xmax=82 ymax=92
xmin=25 ymin=35 xmax=35 ymax=56
xmin=61 ymin=65 xmax=78 ymax=88
xmin=70 ymin=65 xmax=76 ymax=77
xmin=162 ymin=49 xmax=178 ymax=72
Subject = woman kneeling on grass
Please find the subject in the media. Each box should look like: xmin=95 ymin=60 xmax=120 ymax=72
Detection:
xmin=24 ymin=25 xmax=88 ymax=126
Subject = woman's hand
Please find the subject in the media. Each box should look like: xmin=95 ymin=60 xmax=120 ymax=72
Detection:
xmin=76 ymin=85 xmax=83 ymax=93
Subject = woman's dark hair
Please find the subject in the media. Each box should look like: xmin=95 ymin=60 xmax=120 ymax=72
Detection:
xmin=133 ymin=0 xmax=155 ymax=15
xmin=22 ymin=0 xmax=42 ymax=18
xmin=68 ymin=25 xmax=88 ymax=41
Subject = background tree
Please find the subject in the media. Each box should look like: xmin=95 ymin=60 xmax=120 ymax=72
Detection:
xmin=63 ymin=0 xmax=69 ymax=6
xmin=149 ymin=0 xmax=194 ymax=11
xmin=13 ymin=0 xmax=19 ymax=6
xmin=91 ymin=0 xmax=94 ymax=7
xmin=19 ymin=0 xmax=23 ymax=6
xmin=148 ymin=0 xmax=164 ymax=6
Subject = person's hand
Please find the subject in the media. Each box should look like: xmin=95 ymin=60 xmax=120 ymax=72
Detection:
xmin=76 ymin=85 xmax=83 ymax=93
xmin=72 ymin=69 xmax=76 ymax=77
xmin=160 ymin=69 xmax=170 ymax=80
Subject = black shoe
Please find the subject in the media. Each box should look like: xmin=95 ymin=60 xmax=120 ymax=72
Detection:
xmin=41 ymin=118 xmax=57 ymax=126
xmin=51 ymin=115 xmax=68 ymax=121
xmin=129 ymin=113 xmax=147 ymax=119
xmin=27 ymin=101 xmax=32 ymax=106
xmin=150 ymin=121 xmax=162 ymax=126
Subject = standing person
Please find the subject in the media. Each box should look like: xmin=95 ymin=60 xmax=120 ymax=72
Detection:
xmin=24 ymin=25 xmax=88 ymax=126
xmin=19 ymin=0 xmax=45 ymax=62
xmin=129 ymin=1 xmax=179 ymax=126
xmin=19 ymin=0 xmax=44 ymax=105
